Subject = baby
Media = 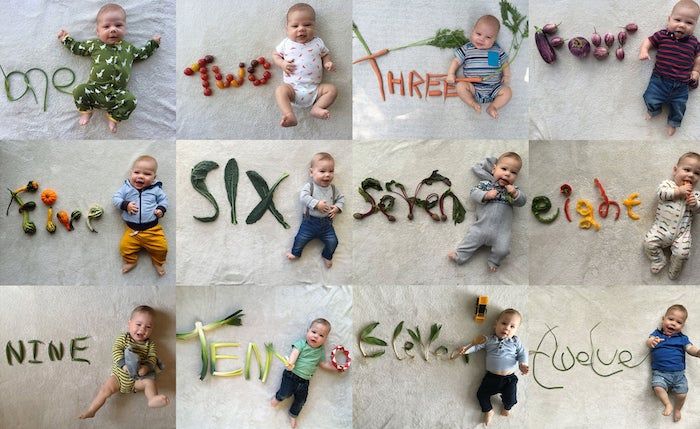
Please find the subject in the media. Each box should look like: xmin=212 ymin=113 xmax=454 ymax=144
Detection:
xmin=447 ymin=15 xmax=512 ymax=119
xmin=287 ymin=152 xmax=345 ymax=268
xmin=112 ymin=155 xmax=169 ymax=276
xmin=79 ymin=305 xmax=169 ymax=419
xmin=270 ymin=318 xmax=342 ymax=428
xmin=57 ymin=3 xmax=160 ymax=133
xmin=448 ymin=152 xmax=526 ymax=271
xmin=459 ymin=308 xmax=529 ymax=426
xmin=640 ymin=0 xmax=700 ymax=136
xmin=647 ymin=304 xmax=700 ymax=422
xmin=273 ymin=3 xmax=337 ymax=127
xmin=643 ymin=152 xmax=700 ymax=279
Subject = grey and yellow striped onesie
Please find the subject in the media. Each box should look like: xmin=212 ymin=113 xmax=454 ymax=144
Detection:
xmin=111 ymin=333 xmax=158 ymax=393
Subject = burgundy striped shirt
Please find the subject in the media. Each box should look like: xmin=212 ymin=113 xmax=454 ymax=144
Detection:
xmin=650 ymin=30 xmax=700 ymax=83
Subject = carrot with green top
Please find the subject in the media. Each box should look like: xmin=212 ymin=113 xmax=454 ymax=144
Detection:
xmin=352 ymin=28 xmax=469 ymax=64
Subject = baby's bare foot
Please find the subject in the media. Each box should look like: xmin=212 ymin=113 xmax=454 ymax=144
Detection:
xmin=79 ymin=111 xmax=92 ymax=126
xmin=122 ymin=262 xmax=137 ymax=274
xmin=78 ymin=410 xmax=95 ymax=419
xmin=287 ymin=253 xmax=298 ymax=261
xmin=108 ymin=118 xmax=118 ymax=133
xmin=500 ymin=408 xmax=510 ymax=417
xmin=662 ymin=403 xmax=673 ymax=416
xmin=290 ymin=416 xmax=298 ymax=429
xmin=467 ymin=100 xmax=481 ymax=113
xmin=487 ymin=105 xmax=499 ymax=119
xmin=323 ymin=258 xmax=333 ymax=268
xmin=483 ymin=410 xmax=494 ymax=426
xmin=667 ymin=126 xmax=676 ymax=136
xmin=447 ymin=251 xmax=458 ymax=262
xmin=148 ymin=394 xmax=170 ymax=408
xmin=673 ymin=408 xmax=682 ymax=422
xmin=280 ymin=112 xmax=298 ymax=127
xmin=489 ymin=265 xmax=498 ymax=273
xmin=153 ymin=262 xmax=165 ymax=276
xmin=645 ymin=112 xmax=653 ymax=121
xmin=310 ymin=106 xmax=331 ymax=120
xmin=270 ymin=397 xmax=280 ymax=407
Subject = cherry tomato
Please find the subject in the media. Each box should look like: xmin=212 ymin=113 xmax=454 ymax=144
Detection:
xmin=184 ymin=67 xmax=194 ymax=75
xmin=253 ymin=79 xmax=261 ymax=86
xmin=200 ymin=74 xmax=208 ymax=81
xmin=191 ymin=63 xmax=200 ymax=72
xmin=215 ymin=80 xmax=225 ymax=89
xmin=199 ymin=66 xmax=208 ymax=74
xmin=204 ymin=55 xmax=214 ymax=63
xmin=215 ymin=73 xmax=223 ymax=81
xmin=223 ymin=80 xmax=230 ymax=88
xmin=263 ymin=62 xmax=271 ymax=69
xmin=258 ymin=56 xmax=266 ymax=64
xmin=203 ymin=87 xmax=212 ymax=96
xmin=260 ymin=77 xmax=268 ymax=84
xmin=202 ymin=80 xmax=209 ymax=88
xmin=248 ymin=74 xmax=256 ymax=81
xmin=226 ymin=74 xmax=234 ymax=82
xmin=263 ymin=71 xmax=271 ymax=79
xmin=251 ymin=59 xmax=259 ymax=67
xmin=212 ymin=66 xmax=220 ymax=74
xmin=198 ymin=58 xmax=207 ymax=67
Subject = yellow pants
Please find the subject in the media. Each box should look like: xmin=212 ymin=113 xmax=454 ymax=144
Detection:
xmin=119 ymin=225 xmax=168 ymax=266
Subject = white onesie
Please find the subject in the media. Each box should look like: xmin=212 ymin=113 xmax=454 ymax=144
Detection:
xmin=275 ymin=37 xmax=329 ymax=107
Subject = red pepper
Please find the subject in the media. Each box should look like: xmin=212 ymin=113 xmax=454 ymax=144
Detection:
xmin=560 ymin=183 xmax=573 ymax=222
xmin=593 ymin=178 xmax=621 ymax=220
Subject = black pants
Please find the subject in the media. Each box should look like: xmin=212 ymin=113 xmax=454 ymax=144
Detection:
xmin=275 ymin=370 xmax=310 ymax=417
xmin=476 ymin=372 xmax=518 ymax=412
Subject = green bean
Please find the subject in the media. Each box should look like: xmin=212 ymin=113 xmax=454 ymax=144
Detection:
xmin=26 ymin=68 xmax=49 ymax=111
xmin=52 ymin=67 xmax=76 ymax=95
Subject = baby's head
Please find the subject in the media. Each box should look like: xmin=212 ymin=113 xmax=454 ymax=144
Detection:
xmin=306 ymin=318 xmax=331 ymax=348
xmin=673 ymin=151 xmax=700 ymax=187
xmin=660 ymin=304 xmax=688 ymax=336
xmin=494 ymin=308 xmax=522 ymax=339
xmin=96 ymin=3 xmax=127 ymax=45
xmin=128 ymin=305 xmax=155 ymax=343
xmin=492 ymin=151 xmax=522 ymax=187
xmin=471 ymin=15 xmax=501 ymax=50
xmin=286 ymin=3 xmax=316 ymax=44
xmin=129 ymin=155 xmax=158 ymax=190
xmin=668 ymin=1 xmax=700 ymax=38
xmin=309 ymin=152 xmax=335 ymax=187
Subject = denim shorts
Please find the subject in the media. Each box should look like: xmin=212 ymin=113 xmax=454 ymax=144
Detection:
xmin=651 ymin=369 xmax=688 ymax=394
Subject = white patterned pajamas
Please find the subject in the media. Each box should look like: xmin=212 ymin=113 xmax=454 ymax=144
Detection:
xmin=275 ymin=37 xmax=329 ymax=108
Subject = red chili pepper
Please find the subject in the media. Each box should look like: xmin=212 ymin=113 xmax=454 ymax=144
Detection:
xmin=560 ymin=183 xmax=573 ymax=222
xmin=593 ymin=178 xmax=621 ymax=220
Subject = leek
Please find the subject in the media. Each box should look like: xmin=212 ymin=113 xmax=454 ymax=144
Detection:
xmin=176 ymin=310 xmax=244 ymax=340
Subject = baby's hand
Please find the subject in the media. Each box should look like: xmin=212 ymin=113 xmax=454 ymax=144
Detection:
xmin=649 ymin=336 xmax=664 ymax=348
xmin=484 ymin=189 xmax=499 ymax=201
xmin=328 ymin=205 xmax=340 ymax=219
xmin=678 ymin=182 xmax=694 ymax=196
xmin=324 ymin=60 xmax=335 ymax=72
xmin=57 ymin=29 xmax=69 ymax=41
xmin=152 ymin=35 xmax=161 ymax=44
xmin=154 ymin=208 xmax=164 ymax=218
xmin=639 ymin=49 xmax=650 ymax=60
xmin=282 ymin=59 xmax=296 ymax=76
xmin=138 ymin=365 xmax=149 ymax=376
xmin=687 ymin=192 xmax=697 ymax=207
xmin=519 ymin=363 xmax=529 ymax=375
xmin=446 ymin=74 xmax=456 ymax=85
xmin=316 ymin=200 xmax=330 ymax=213
xmin=126 ymin=201 xmax=139 ymax=215
xmin=285 ymin=361 xmax=295 ymax=371
xmin=505 ymin=184 xmax=517 ymax=196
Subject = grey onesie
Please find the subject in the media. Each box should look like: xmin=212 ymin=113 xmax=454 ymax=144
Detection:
xmin=453 ymin=157 xmax=526 ymax=268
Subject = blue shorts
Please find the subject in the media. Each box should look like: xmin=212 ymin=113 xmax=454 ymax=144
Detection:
xmin=473 ymin=82 xmax=503 ymax=104
xmin=651 ymin=369 xmax=688 ymax=394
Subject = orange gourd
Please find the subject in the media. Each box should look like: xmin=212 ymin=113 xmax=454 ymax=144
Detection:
xmin=41 ymin=189 xmax=57 ymax=206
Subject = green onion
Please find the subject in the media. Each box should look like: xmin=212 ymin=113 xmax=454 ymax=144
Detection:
xmin=391 ymin=321 xmax=405 ymax=360
xmin=196 ymin=322 xmax=208 ymax=380
xmin=210 ymin=342 xmax=242 ymax=377
xmin=359 ymin=322 xmax=387 ymax=358
xmin=176 ymin=310 xmax=244 ymax=340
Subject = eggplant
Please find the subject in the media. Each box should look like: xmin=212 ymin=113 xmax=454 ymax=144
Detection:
xmin=536 ymin=28 xmax=556 ymax=64
xmin=568 ymin=37 xmax=591 ymax=58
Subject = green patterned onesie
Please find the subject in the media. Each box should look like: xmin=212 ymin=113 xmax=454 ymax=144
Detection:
xmin=111 ymin=333 xmax=158 ymax=393
xmin=62 ymin=37 xmax=159 ymax=121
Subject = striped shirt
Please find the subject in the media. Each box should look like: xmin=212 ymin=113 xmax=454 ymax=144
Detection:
xmin=649 ymin=30 xmax=700 ymax=83
xmin=454 ymin=42 xmax=508 ymax=84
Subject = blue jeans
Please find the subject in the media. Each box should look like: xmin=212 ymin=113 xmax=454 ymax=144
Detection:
xmin=275 ymin=370 xmax=310 ymax=417
xmin=290 ymin=216 xmax=338 ymax=260
xmin=643 ymin=73 xmax=689 ymax=128
xmin=651 ymin=369 xmax=688 ymax=394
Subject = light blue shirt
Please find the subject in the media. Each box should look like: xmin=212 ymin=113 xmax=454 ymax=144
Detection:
xmin=470 ymin=334 xmax=528 ymax=373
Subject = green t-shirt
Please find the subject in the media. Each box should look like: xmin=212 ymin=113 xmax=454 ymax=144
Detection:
xmin=291 ymin=338 xmax=325 ymax=380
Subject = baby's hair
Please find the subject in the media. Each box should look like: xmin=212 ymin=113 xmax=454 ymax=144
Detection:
xmin=131 ymin=305 xmax=155 ymax=319
xmin=287 ymin=3 xmax=316 ymax=21
xmin=476 ymin=15 xmax=501 ymax=34
xmin=132 ymin=155 xmax=158 ymax=172
xmin=677 ymin=151 xmax=700 ymax=164
xmin=310 ymin=152 xmax=335 ymax=168
xmin=673 ymin=0 xmax=700 ymax=16
xmin=497 ymin=151 xmax=522 ymax=165
xmin=310 ymin=318 xmax=331 ymax=332
xmin=497 ymin=308 xmax=522 ymax=321
xmin=97 ymin=3 xmax=126 ymax=21
xmin=666 ymin=304 xmax=688 ymax=320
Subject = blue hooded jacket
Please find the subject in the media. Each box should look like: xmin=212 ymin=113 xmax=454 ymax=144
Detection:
xmin=112 ymin=180 xmax=168 ymax=231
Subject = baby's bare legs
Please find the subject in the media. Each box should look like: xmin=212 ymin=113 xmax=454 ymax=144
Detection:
xmin=673 ymin=393 xmax=686 ymax=422
xmin=653 ymin=386 xmax=674 ymax=416
xmin=276 ymin=84 xmax=297 ymax=127
xmin=310 ymin=83 xmax=337 ymax=120
xmin=455 ymin=81 xmax=481 ymax=113
xmin=78 ymin=375 xmax=119 ymax=419
xmin=487 ymin=86 xmax=512 ymax=119
xmin=135 ymin=378 xmax=170 ymax=408
xmin=79 ymin=110 xmax=93 ymax=126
